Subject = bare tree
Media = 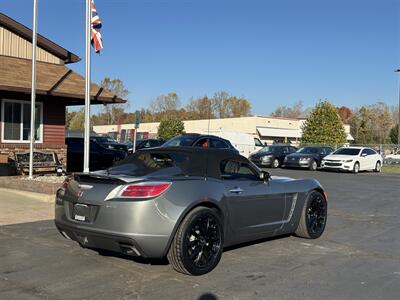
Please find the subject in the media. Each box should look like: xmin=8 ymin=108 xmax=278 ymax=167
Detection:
xmin=271 ymin=100 xmax=304 ymax=118
xmin=100 ymin=77 xmax=129 ymax=125
xmin=150 ymin=92 xmax=181 ymax=115
xmin=211 ymin=91 xmax=251 ymax=118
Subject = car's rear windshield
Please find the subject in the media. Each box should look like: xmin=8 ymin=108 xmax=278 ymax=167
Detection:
xmin=333 ymin=148 xmax=361 ymax=155
xmin=108 ymin=152 xmax=191 ymax=177
xmin=297 ymin=147 xmax=319 ymax=154
xmin=163 ymin=136 xmax=198 ymax=147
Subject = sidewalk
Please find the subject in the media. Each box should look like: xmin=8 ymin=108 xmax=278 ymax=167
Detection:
xmin=0 ymin=188 xmax=54 ymax=226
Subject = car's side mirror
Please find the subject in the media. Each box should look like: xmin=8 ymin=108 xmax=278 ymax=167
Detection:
xmin=361 ymin=153 xmax=367 ymax=157
xmin=259 ymin=171 xmax=271 ymax=182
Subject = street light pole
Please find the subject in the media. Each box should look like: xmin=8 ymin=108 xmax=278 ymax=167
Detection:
xmin=395 ymin=69 xmax=400 ymax=148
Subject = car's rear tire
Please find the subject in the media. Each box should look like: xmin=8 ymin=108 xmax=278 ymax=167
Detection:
xmin=167 ymin=207 xmax=223 ymax=275
xmin=374 ymin=161 xmax=381 ymax=172
xmin=309 ymin=160 xmax=318 ymax=171
xmin=272 ymin=158 xmax=280 ymax=168
xmin=295 ymin=190 xmax=327 ymax=239
xmin=353 ymin=162 xmax=360 ymax=174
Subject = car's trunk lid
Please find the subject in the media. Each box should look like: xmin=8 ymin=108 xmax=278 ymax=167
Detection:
xmin=63 ymin=172 xmax=144 ymax=204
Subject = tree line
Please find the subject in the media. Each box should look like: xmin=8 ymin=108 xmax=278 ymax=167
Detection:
xmin=67 ymin=77 xmax=399 ymax=145
xmin=67 ymin=78 xmax=252 ymax=130
xmin=270 ymin=100 xmax=399 ymax=145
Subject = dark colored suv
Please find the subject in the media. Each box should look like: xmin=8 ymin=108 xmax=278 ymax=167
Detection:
xmin=249 ymin=145 xmax=298 ymax=168
xmin=283 ymin=146 xmax=334 ymax=171
xmin=66 ymin=137 xmax=126 ymax=172
xmin=90 ymin=136 xmax=128 ymax=153
xmin=162 ymin=134 xmax=239 ymax=153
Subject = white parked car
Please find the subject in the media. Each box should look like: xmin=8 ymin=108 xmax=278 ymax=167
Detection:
xmin=202 ymin=130 xmax=264 ymax=158
xmin=321 ymin=147 xmax=383 ymax=173
xmin=384 ymin=150 xmax=400 ymax=164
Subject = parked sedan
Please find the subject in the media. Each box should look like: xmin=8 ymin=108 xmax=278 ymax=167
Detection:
xmin=283 ymin=146 xmax=334 ymax=171
xmin=249 ymin=145 xmax=297 ymax=168
xmin=321 ymin=147 xmax=383 ymax=173
xmin=384 ymin=149 xmax=400 ymax=165
xmin=55 ymin=147 xmax=327 ymax=275
xmin=66 ymin=137 xmax=126 ymax=172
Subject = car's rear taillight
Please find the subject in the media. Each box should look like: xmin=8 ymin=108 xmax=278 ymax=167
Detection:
xmin=119 ymin=182 xmax=171 ymax=199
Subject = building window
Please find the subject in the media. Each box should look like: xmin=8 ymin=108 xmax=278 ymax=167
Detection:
xmin=1 ymin=99 xmax=43 ymax=143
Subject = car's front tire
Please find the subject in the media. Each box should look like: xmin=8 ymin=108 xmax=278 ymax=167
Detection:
xmin=352 ymin=162 xmax=360 ymax=174
xmin=309 ymin=159 xmax=318 ymax=171
xmin=272 ymin=158 xmax=280 ymax=168
xmin=167 ymin=207 xmax=223 ymax=275
xmin=295 ymin=190 xmax=327 ymax=239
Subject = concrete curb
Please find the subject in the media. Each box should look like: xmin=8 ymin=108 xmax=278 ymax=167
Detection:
xmin=0 ymin=188 xmax=55 ymax=203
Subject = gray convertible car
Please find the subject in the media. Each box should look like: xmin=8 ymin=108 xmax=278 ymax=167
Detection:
xmin=55 ymin=147 xmax=328 ymax=275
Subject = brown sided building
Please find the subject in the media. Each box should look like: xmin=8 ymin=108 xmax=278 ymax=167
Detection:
xmin=0 ymin=13 xmax=125 ymax=169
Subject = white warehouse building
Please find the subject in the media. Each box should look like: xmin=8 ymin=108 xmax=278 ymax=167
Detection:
xmin=93 ymin=115 xmax=353 ymax=146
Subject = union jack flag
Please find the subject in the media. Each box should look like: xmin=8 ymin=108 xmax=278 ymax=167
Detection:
xmin=91 ymin=0 xmax=103 ymax=53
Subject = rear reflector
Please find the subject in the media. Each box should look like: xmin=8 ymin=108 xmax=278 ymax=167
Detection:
xmin=120 ymin=182 xmax=171 ymax=199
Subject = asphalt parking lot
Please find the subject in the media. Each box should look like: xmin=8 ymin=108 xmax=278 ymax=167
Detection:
xmin=1 ymin=169 xmax=399 ymax=300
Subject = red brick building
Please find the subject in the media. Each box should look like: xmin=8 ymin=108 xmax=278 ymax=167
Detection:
xmin=0 ymin=13 xmax=124 ymax=169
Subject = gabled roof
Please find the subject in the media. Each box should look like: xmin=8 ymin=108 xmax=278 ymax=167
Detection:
xmin=0 ymin=56 xmax=125 ymax=104
xmin=0 ymin=13 xmax=80 ymax=64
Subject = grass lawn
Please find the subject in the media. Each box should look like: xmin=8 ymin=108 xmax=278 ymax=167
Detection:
xmin=382 ymin=164 xmax=400 ymax=174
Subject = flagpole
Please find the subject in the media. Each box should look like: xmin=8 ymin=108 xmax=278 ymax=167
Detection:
xmin=28 ymin=0 xmax=38 ymax=179
xmin=83 ymin=0 xmax=91 ymax=173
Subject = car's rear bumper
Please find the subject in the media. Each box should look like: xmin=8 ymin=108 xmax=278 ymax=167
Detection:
xmin=55 ymin=220 xmax=170 ymax=258
xmin=54 ymin=196 xmax=174 ymax=258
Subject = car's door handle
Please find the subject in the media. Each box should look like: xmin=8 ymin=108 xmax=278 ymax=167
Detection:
xmin=229 ymin=187 xmax=244 ymax=194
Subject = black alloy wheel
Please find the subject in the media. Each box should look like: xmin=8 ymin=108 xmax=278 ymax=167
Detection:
xmin=186 ymin=214 xmax=222 ymax=269
xmin=295 ymin=190 xmax=327 ymax=239
xmin=306 ymin=192 xmax=327 ymax=238
xmin=168 ymin=207 xmax=223 ymax=275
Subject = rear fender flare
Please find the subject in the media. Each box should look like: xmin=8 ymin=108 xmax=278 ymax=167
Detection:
xmin=160 ymin=198 xmax=225 ymax=258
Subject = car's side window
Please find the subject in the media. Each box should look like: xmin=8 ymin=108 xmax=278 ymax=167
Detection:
xmin=282 ymin=147 xmax=288 ymax=154
xmin=210 ymin=138 xmax=229 ymax=149
xmin=254 ymin=138 xmax=263 ymax=147
xmin=194 ymin=138 xmax=209 ymax=148
xmin=220 ymin=159 xmax=258 ymax=180
xmin=366 ymin=149 xmax=376 ymax=155
xmin=361 ymin=149 xmax=368 ymax=156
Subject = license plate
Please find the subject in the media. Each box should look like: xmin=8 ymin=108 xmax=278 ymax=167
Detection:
xmin=74 ymin=214 xmax=86 ymax=221
xmin=73 ymin=203 xmax=90 ymax=222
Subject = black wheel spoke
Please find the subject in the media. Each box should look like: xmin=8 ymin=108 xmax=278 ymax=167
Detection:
xmin=307 ymin=194 xmax=327 ymax=235
xmin=186 ymin=213 xmax=222 ymax=269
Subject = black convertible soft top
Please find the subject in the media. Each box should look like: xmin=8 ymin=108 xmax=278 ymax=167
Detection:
xmin=108 ymin=147 xmax=250 ymax=179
